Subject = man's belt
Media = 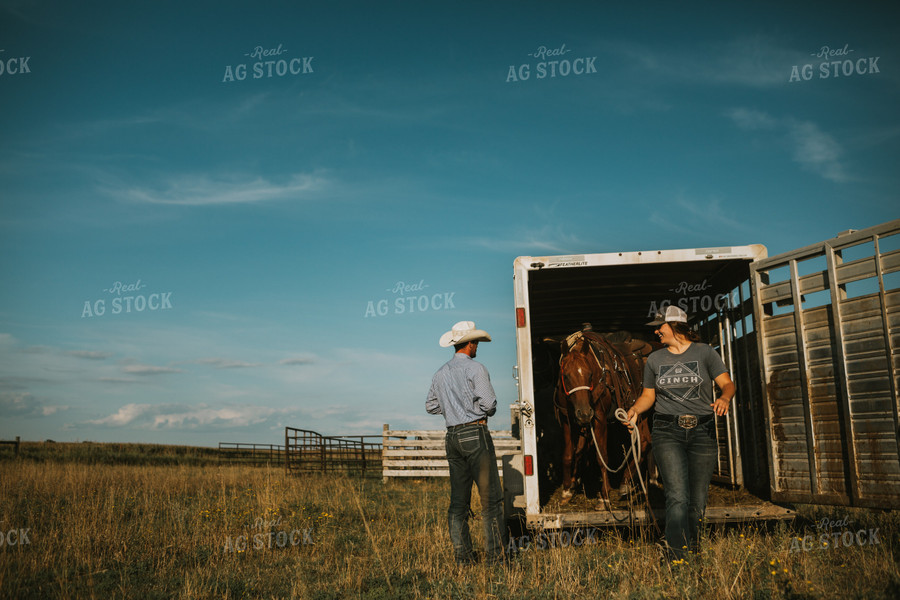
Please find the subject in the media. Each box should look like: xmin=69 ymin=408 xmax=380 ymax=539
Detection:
xmin=654 ymin=413 xmax=714 ymax=429
xmin=447 ymin=418 xmax=487 ymax=430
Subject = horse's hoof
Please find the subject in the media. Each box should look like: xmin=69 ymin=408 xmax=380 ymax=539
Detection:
xmin=594 ymin=499 xmax=611 ymax=512
xmin=559 ymin=489 xmax=573 ymax=505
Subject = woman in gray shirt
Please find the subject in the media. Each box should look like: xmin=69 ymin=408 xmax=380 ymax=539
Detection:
xmin=626 ymin=305 xmax=735 ymax=562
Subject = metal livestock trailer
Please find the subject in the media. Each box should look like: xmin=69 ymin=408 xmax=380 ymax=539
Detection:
xmin=504 ymin=218 xmax=900 ymax=530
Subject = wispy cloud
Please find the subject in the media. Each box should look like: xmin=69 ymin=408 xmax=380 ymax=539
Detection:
xmin=454 ymin=216 xmax=586 ymax=255
xmin=191 ymin=358 xmax=262 ymax=369
xmin=110 ymin=172 xmax=330 ymax=206
xmin=694 ymin=35 xmax=806 ymax=87
xmin=66 ymin=350 xmax=113 ymax=360
xmin=727 ymin=108 xmax=778 ymax=131
xmin=649 ymin=193 xmax=748 ymax=234
xmin=86 ymin=402 xmax=290 ymax=429
xmin=121 ymin=364 xmax=184 ymax=376
xmin=786 ymin=121 xmax=847 ymax=182
xmin=0 ymin=389 xmax=68 ymax=418
xmin=467 ymin=234 xmax=580 ymax=255
xmin=98 ymin=377 xmax=142 ymax=385
xmin=727 ymin=108 xmax=848 ymax=182
xmin=279 ymin=356 xmax=316 ymax=366
xmin=609 ymin=34 xmax=805 ymax=88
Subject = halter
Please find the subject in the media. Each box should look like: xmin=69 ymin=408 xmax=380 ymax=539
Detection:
xmin=561 ymin=380 xmax=593 ymax=396
xmin=554 ymin=332 xmax=639 ymax=423
xmin=559 ymin=337 xmax=607 ymax=397
xmin=555 ymin=340 xmax=605 ymax=422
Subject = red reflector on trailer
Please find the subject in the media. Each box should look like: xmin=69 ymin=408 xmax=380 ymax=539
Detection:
xmin=516 ymin=307 xmax=526 ymax=328
xmin=524 ymin=454 xmax=534 ymax=476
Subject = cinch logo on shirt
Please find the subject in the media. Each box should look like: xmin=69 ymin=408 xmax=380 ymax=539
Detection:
xmin=657 ymin=361 xmax=702 ymax=403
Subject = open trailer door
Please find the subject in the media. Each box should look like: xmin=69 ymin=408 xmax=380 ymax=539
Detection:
xmin=751 ymin=219 xmax=900 ymax=509
xmin=511 ymin=244 xmax=792 ymax=528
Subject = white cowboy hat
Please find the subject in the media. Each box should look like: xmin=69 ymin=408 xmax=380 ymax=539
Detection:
xmin=439 ymin=321 xmax=492 ymax=347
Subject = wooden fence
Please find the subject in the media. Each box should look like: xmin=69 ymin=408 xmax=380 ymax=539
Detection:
xmin=218 ymin=442 xmax=285 ymax=465
xmin=0 ymin=436 xmax=20 ymax=455
xmin=382 ymin=424 xmax=521 ymax=479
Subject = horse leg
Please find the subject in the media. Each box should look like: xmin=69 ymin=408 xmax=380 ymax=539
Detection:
xmin=619 ymin=461 xmax=637 ymax=496
xmin=618 ymin=425 xmax=640 ymax=496
xmin=560 ymin=422 xmax=575 ymax=504
xmin=593 ymin=419 xmax=612 ymax=511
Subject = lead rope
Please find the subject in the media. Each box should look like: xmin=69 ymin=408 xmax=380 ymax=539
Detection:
xmin=590 ymin=409 xmax=661 ymax=534
xmin=569 ymin=335 xmax=660 ymax=530
xmin=588 ymin=409 xmax=646 ymax=490
xmin=580 ymin=336 xmax=661 ymax=534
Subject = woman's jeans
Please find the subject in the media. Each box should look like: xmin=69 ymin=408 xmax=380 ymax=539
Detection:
xmin=652 ymin=414 xmax=719 ymax=560
xmin=445 ymin=423 xmax=508 ymax=564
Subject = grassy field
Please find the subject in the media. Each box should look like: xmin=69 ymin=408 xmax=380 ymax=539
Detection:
xmin=1 ymin=443 xmax=899 ymax=599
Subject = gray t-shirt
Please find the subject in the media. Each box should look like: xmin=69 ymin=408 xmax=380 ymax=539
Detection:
xmin=642 ymin=342 xmax=728 ymax=416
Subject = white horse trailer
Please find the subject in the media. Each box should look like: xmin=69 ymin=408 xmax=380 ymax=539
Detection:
xmin=503 ymin=218 xmax=900 ymax=530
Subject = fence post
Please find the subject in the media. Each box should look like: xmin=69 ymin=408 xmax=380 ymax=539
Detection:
xmin=382 ymin=424 xmax=389 ymax=483
xmin=284 ymin=428 xmax=289 ymax=475
xmin=359 ymin=436 xmax=366 ymax=475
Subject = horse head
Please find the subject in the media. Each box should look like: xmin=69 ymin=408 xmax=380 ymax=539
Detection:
xmin=559 ymin=337 xmax=602 ymax=427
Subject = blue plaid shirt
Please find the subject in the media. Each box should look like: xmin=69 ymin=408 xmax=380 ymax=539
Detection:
xmin=426 ymin=353 xmax=497 ymax=427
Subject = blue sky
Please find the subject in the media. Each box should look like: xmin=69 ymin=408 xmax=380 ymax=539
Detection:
xmin=1 ymin=1 xmax=898 ymax=446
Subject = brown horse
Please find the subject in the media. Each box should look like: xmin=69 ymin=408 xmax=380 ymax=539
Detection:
xmin=554 ymin=331 xmax=652 ymax=508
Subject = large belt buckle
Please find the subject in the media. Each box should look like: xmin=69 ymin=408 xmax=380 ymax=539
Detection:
xmin=678 ymin=414 xmax=698 ymax=429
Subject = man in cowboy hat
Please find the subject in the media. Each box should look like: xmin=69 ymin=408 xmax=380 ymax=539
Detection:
xmin=426 ymin=321 xmax=509 ymax=565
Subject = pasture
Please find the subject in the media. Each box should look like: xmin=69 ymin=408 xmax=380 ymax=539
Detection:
xmin=1 ymin=443 xmax=899 ymax=599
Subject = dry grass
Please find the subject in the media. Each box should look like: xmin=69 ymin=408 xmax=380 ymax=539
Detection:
xmin=1 ymin=452 xmax=899 ymax=599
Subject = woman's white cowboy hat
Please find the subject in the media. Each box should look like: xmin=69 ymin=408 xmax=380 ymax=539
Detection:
xmin=439 ymin=321 xmax=492 ymax=347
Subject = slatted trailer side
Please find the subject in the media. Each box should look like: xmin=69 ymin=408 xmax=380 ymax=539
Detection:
xmin=752 ymin=219 xmax=900 ymax=509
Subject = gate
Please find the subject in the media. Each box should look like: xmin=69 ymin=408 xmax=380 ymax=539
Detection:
xmin=284 ymin=428 xmax=382 ymax=475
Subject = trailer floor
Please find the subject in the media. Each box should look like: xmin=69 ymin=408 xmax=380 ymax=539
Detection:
xmin=535 ymin=481 xmax=795 ymax=528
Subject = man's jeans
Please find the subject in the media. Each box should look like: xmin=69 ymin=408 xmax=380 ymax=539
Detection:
xmin=445 ymin=423 xmax=508 ymax=564
xmin=652 ymin=415 xmax=719 ymax=560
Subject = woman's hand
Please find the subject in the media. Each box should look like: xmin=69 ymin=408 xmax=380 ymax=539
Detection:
xmin=625 ymin=388 xmax=656 ymax=430
xmin=624 ymin=408 xmax=638 ymax=430
xmin=711 ymin=397 xmax=730 ymax=416
xmin=711 ymin=372 xmax=735 ymax=416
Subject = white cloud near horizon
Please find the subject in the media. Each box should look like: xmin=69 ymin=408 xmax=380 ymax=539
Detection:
xmin=0 ymin=389 xmax=69 ymax=419
xmin=85 ymin=402 xmax=292 ymax=429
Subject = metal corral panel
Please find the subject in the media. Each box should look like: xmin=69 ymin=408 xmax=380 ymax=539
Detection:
xmin=752 ymin=219 xmax=900 ymax=508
